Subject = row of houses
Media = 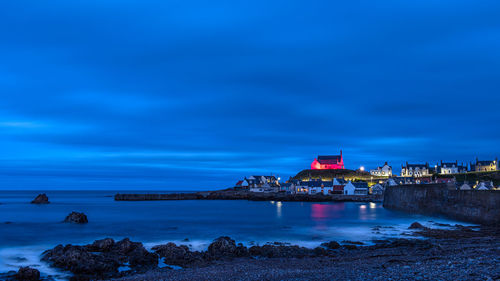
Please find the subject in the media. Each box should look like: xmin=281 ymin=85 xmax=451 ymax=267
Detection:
xmin=371 ymin=158 xmax=498 ymax=178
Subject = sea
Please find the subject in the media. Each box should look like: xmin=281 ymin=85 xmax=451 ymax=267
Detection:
xmin=0 ymin=190 xmax=468 ymax=280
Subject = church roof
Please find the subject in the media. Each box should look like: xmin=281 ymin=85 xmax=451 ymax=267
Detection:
xmin=317 ymin=155 xmax=342 ymax=164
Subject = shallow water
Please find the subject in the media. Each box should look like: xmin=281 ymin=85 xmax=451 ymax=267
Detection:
xmin=0 ymin=190 xmax=465 ymax=279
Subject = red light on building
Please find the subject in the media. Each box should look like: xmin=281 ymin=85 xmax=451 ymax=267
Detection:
xmin=311 ymin=150 xmax=344 ymax=170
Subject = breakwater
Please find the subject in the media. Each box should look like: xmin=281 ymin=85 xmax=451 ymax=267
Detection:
xmin=383 ymin=184 xmax=500 ymax=224
xmin=115 ymin=190 xmax=382 ymax=202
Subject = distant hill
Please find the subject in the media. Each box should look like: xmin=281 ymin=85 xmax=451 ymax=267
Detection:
xmin=292 ymin=169 xmax=386 ymax=182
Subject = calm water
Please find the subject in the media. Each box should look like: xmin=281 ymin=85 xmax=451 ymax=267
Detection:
xmin=0 ymin=190 xmax=465 ymax=278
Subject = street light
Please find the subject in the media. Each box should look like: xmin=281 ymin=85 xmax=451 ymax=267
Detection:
xmin=360 ymin=166 xmax=365 ymax=172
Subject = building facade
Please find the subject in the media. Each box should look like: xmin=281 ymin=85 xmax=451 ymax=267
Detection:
xmin=311 ymin=150 xmax=345 ymax=170
xmin=370 ymin=162 xmax=392 ymax=177
xmin=470 ymin=158 xmax=498 ymax=172
xmin=401 ymin=162 xmax=431 ymax=177
xmin=438 ymin=161 xmax=467 ymax=174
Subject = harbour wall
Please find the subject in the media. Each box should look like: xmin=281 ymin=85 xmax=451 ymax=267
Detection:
xmin=383 ymin=184 xmax=500 ymax=225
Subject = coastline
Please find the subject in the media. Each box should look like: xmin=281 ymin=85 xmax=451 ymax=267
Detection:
xmin=114 ymin=189 xmax=383 ymax=202
xmin=114 ymin=224 xmax=500 ymax=281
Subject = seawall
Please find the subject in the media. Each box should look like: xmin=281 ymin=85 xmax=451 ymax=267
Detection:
xmin=383 ymin=184 xmax=500 ymax=225
xmin=115 ymin=190 xmax=383 ymax=203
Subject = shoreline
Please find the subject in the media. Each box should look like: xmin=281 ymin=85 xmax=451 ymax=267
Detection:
xmin=114 ymin=189 xmax=383 ymax=202
xmin=3 ymin=223 xmax=498 ymax=281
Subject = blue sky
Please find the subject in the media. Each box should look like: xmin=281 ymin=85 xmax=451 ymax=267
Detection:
xmin=1 ymin=0 xmax=499 ymax=190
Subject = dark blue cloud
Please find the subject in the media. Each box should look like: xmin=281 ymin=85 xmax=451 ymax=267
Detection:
xmin=0 ymin=0 xmax=499 ymax=189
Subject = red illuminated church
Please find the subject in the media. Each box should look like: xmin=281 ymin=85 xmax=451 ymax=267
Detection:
xmin=311 ymin=150 xmax=345 ymax=170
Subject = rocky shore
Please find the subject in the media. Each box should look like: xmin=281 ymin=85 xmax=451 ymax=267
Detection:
xmin=115 ymin=189 xmax=383 ymax=202
xmin=3 ymin=223 xmax=497 ymax=281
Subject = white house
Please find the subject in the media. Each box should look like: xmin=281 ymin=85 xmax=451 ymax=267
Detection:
xmin=353 ymin=182 xmax=369 ymax=195
xmin=438 ymin=161 xmax=467 ymax=174
xmin=343 ymin=181 xmax=356 ymax=195
xmin=401 ymin=163 xmax=431 ymax=177
xmin=385 ymin=178 xmax=398 ymax=187
xmin=370 ymin=162 xmax=392 ymax=177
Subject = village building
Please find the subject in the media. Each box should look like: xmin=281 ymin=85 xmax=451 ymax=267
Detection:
xmin=353 ymin=182 xmax=369 ymax=195
xmin=343 ymin=181 xmax=369 ymax=195
xmin=370 ymin=162 xmax=392 ymax=177
xmin=307 ymin=180 xmax=334 ymax=195
xmin=385 ymin=178 xmax=399 ymax=187
xmin=311 ymin=150 xmax=345 ymax=170
xmin=332 ymin=178 xmax=348 ymax=194
xmin=371 ymin=183 xmax=385 ymax=195
xmin=401 ymin=162 xmax=431 ymax=177
xmin=437 ymin=161 xmax=467 ymax=174
xmin=470 ymin=158 xmax=498 ymax=172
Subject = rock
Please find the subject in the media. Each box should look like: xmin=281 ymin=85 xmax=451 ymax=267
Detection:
xmin=152 ymin=242 xmax=202 ymax=266
xmin=86 ymin=238 xmax=115 ymax=252
xmin=207 ymin=237 xmax=237 ymax=258
xmin=409 ymin=222 xmax=425 ymax=229
xmin=16 ymin=267 xmax=40 ymax=281
xmin=31 ymin=194 xmax=49 ymax=204
xmin=64 ymin=212 xmax=88 ymax=224
xmin=249 ymin=244 xmax=313 ymax=258
xmin=42 ymin=244 xmax=120 ymax=275
xmin=321 ymin=241 xmax=341 ymax=249
xmin=42 ymin=238 xmax=158 ymax=278
xmin=341 ymin=240 xmax=365 ymax=245
xmin=343 ymin=244 xmax=358 ymax=250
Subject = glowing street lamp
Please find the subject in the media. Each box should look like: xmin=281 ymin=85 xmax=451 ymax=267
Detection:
xmin=360 ymin=166 xmax=365 ymax=172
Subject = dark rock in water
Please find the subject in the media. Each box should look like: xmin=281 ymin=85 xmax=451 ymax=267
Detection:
xmin=341 ymin=240 xmax=365 ymax=245
xmin=127 ymin=245 xmax=159 ymax=268
xmin=86 ymin=238 xmax=115 ymax=252
xmin=321 ymin=241 xmax=341 ymax=250
xmin=342 ymin=244 xmax=358 ymax=250
xmin=42 ymin=238 xmax=158 ymax=279
xmin=208 ymin=236 xmax=237 ymax=258
xmin=42 ymin=244 xmax=120 ymax=275
xmin=64 ymin=212 xmax=88 ymax=224
xmin=152 ymin=242 xmax=202 ymax=266
xmin=31 ymin=194 xmax=49 ymax=204
xmin=16 ymin=267 xmax=40 ymax=281
xmin=182 ymin=238 xmax=189 ymax=242
xmin=409 ymin=222 xmax=425 ymax=229
xmin=5 ymin=221 xmax=13 ymax=224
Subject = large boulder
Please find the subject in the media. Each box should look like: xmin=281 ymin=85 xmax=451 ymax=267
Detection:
xmin=41 ymin=244 xmax=120 ymax=275
xmin=207 ymin=236 xmax=237 ymax=258
xmin=42 ymin=238 xmax=159 ymax=279
xmin=31 ymin=194 xmax=49 ymax=204
xmin=86 ymin=238 xmax=115 ymax=252
xmin=152 ymin=242 xmax=203 ymax=266
xmin=321 ymin=241 xmax=341 ymax=250
xmin=64 ymin=212 xmax=88 ymax=224
xmin=16 ymin=267 xmax=40 ymax=281
xmin=408 ymin=222 xmax=425 ymax=229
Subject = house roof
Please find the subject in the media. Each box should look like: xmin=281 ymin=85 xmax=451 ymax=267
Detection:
xmin=235 ymin=180 xmax=243 ymax=186
xmin=477 ymin=160 xmax=496 ymax=165
xmin=405 ymin=163 xmax=428 ymax=169
xmin=317 ymin=155 xmax=342 ymax=164
xmin=353 ymin=182 xmax=369 ymax=189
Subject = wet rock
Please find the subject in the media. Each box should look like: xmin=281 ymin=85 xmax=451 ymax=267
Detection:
xmin=152 ymin=242 xmax=202 ymax=266
xmin=42 ymin=244 xmax=120 ymax=275
xmin=31 ymin=194 xmax=49 ymax=204
xmin=86 ymin=238 xmax=115 ymax=252
xmin=409 ymin=222 xmax=425 ymax=229
xmin=64 ymin=212 xmax=88 ymax=224
xmin=341 ymin=240 xmax=365 ymax=245
xmin=343 ymin=244 xmax=358 ymax=250
xmin=42 ymin=238 xmax=158 ymax=278
xmin=16 ymin=267 xmax=40 ymax=281
xmin=321 ymin=241 xmax=341 ymax=250
xmin=207 ymin=236 xmax=237 ymax=258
